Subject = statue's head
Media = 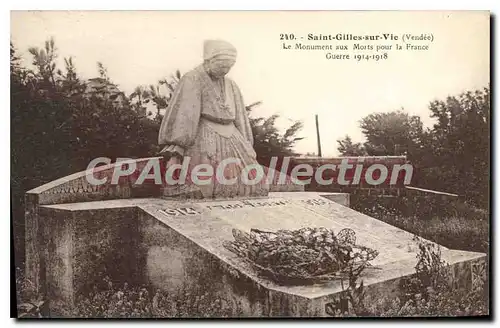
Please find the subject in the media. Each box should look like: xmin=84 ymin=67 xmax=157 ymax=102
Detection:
xmin=203 ymin=40 xmax=237 ymax=78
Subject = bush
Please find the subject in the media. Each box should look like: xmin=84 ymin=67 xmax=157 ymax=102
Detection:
xmin=73 ymin=277 xmax=235 ymax=318
xmin=326 ymin=238 xmax=489 ymax=317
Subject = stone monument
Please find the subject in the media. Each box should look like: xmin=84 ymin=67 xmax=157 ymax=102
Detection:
xmin=158 ymin=39 xmax=275 ymax=199
xmin=24 ymin=40 xmax=486 ymax=317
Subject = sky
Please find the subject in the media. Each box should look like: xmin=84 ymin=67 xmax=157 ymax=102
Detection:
xmin=10 ymin=11 xmax=490 ymax=156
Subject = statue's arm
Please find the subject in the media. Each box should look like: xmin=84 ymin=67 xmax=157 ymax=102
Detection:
xmin=158 ymin=73 xmax=202 ymax=157
xmin=231 ymin=81 xmax=254 ymax=147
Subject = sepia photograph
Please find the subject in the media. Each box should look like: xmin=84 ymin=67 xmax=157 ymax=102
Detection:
xmin=10 ymin=10 xmax=490 ymax=318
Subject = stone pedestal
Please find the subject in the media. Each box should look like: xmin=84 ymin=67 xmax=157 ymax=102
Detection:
xmin=24 ymin=158 xmax=486 ymax=317
xmin=37 ymin=192 xmax=484 ymax=317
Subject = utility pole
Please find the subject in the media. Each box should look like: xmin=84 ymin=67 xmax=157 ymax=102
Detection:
xmin=315 ymin=114 xmax=322 ymax=157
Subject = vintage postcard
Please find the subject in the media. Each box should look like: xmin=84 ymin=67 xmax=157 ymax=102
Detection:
xmin=11 ymin=11 xmax=490 ymax=318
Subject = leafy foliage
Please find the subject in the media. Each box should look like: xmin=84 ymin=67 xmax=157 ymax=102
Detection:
xmin=421 ymin=88 xmax=490 ymax=207
xmin=337 ymin=87 xmax=490 ymax=208
xmin=360 ymin=109 xmax=424 ymax=157
xmin=337 ymin=135 xmax=367 ymax=156
xmin=247 ymin=106 xmax=303 ymax=166
xmin=326 ymin=237 xmax=488 ymax=317
xmin=72 ymin=277 xmax=235 ymax=318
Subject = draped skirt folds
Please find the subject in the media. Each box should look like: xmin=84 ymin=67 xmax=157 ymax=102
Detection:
xmin=162 ymin=118 xmax=270 ymax=199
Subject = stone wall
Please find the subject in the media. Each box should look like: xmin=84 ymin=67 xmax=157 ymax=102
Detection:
xmin=38 ymin=206 xmax=139 ymax=316
xmin=25 ymin=157 xmax=162 ymax=297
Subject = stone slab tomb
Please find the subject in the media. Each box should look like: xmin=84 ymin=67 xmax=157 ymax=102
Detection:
xmin=25 ymin=158 xmax=486 ymax=317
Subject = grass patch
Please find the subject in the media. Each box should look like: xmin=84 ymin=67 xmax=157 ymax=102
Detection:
xmin=351 ymin=194 xmax=489 ymax=253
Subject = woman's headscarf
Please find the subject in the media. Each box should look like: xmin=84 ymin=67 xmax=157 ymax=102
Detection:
xmin=203 ymin=40 xmax=237 ymax=61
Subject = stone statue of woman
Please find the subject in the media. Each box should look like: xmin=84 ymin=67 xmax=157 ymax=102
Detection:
xmin=158 ymin=40 xmax=270 ymax=199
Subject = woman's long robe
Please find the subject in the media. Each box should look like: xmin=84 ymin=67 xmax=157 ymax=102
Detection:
xmin=158 ymin=65 xmax=270 ymax=199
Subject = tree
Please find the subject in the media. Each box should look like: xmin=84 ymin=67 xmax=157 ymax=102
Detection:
xmin=97 ymin=62 xmax=110 ymax=82
xmin=159 ymin=69 xmax=182 ymax=94
xmin=11 ymin=39 xmax=162 ymax=265
xmin=247 ymin=104 xmax=303 ymax=166
xmin=422 ymin=86 xmax=490 ymax=207
xmin=337 ymin=135 xmax=367 ymax=156
xmin=147 ymin=84 xmax=168 ymax=119
xmin=353 ymin=87 xmax=489 ymax=208
xmin=129 ymin=85 xmax=151 ymax=116
xmin=360 ymin=109 xmax=424 ymax=157
xmin=10 ymin=42 xmax=23 ymax=83
xmin=27 ymin=37 xmax=58 ymax=89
